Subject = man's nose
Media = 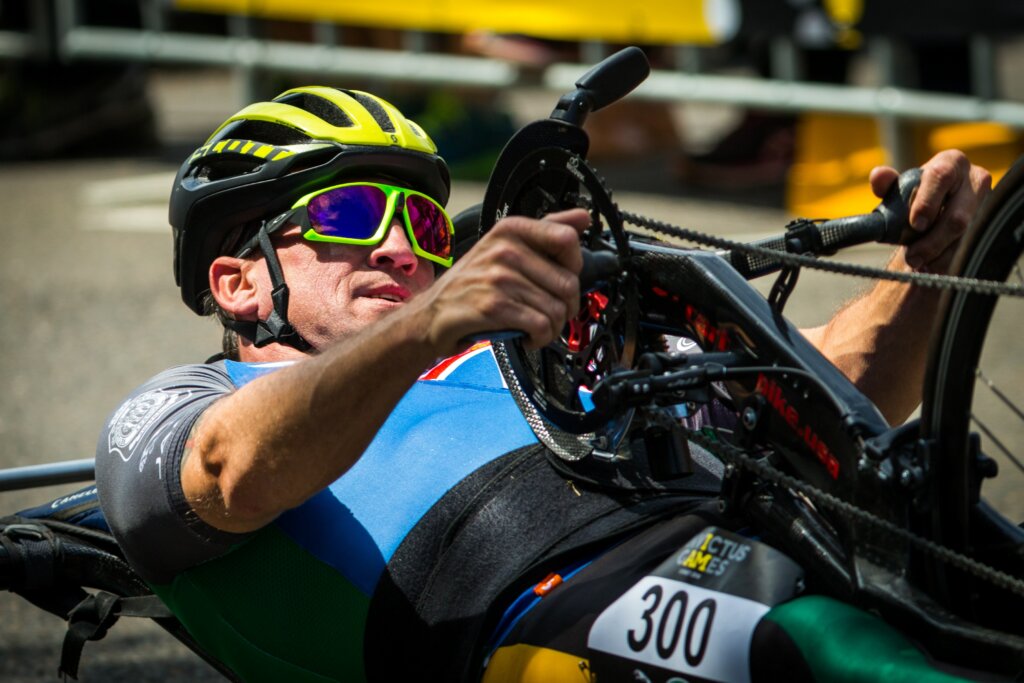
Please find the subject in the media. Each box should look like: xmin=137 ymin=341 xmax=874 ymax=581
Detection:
xmin=368 ymin=221 xmax=419 ymax=273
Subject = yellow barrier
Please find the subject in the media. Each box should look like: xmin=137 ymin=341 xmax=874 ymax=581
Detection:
xmin=173 ymin=0 xmax=735 ymax=45
xmin=787 ymin=115 xmax=1022 ymax=217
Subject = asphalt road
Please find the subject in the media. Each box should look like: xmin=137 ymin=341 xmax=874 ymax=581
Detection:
xmin=0 ymin=150 xmax=1020 ymax=681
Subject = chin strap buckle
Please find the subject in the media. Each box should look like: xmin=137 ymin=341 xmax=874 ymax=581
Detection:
xmin=228 ymin=220 xmax=313 ymax=352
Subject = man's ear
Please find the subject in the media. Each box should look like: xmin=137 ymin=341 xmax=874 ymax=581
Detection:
xmin=209 ymin=256 xmax=259 ymax=319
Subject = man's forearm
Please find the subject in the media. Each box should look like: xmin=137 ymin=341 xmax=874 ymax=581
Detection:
xmin=803 ymin=251 xmax=941 ymax=425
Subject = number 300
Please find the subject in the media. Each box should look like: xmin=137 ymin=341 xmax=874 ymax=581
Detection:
xmin=627 ymin=585 xmax=716 ymax=666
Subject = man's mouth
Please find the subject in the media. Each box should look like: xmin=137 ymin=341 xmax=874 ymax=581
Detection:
xmin=361 ymin=285 xmax=410 ymax=303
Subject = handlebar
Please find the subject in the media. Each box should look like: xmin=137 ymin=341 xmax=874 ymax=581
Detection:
xmin=726 ymin=168 xmax=922 ymax=279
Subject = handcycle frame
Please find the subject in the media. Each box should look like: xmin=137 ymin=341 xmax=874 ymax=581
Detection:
xmin=1 ymin=45 xmax=1023 ymax=680
xmin=478 ymin=46 xmax=1024 ymax=674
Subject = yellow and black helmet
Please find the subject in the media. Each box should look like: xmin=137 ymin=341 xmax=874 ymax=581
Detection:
xmin=170 ymin=86 xmax=450 ymax=314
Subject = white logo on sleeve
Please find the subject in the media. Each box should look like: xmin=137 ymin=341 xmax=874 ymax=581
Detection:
xmin=108 ymin=389 xmax=181 ymax=463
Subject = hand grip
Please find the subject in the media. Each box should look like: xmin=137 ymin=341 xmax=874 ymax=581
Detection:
xmin=814 ymin=166 xmax=922 ymax=250
xmin=727 ymin=234 xmax=788 ymax=280
xmin=874 ymin=167 xmax=922 ymax=245
xmin=579 ymin=248 xmax=620 ymax=289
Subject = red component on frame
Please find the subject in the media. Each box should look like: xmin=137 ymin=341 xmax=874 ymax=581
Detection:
xmin=567 ymin=291 xmax=610 ymax=353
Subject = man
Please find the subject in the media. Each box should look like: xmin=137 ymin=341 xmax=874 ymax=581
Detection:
xmin=96 ymin=86 xmax=990 ymax=682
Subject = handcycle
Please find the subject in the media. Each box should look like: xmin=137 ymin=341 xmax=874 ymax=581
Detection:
xmin=2 ymin=46 xmax=1024 ymax=681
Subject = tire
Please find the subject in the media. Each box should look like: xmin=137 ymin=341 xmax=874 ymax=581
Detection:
xmin=920 ymin=155 xmax=1024 ymax=618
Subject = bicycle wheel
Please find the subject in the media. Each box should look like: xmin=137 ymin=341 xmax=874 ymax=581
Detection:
xmin=920 ymin=155 xmax=1024 ymax=620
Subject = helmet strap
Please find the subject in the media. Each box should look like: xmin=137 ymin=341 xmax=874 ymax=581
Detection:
xmin=225 ymin=221 xmax=313 ymax=353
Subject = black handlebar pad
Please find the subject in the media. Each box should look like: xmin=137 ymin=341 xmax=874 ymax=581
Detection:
xmin=874 ymin=167 xmax=922 ymax=245
xmin=552 ymin=47 xmax=651 ymax=126
xmin=573 ymin=46 xmax=651 ymax=113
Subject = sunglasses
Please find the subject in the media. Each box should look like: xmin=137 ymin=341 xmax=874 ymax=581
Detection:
xmin=238 ymin=181 xmax=454 ymax=267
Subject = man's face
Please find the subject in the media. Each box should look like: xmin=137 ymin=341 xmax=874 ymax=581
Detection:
xmin=251 ymin=216 xmax=437 ymax=349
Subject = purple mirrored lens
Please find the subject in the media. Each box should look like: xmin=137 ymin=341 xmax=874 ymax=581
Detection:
xmin=307 ymin=185 xmax=387 ymax=240
xmin=406 ymin=195 xmax=451 ymax=259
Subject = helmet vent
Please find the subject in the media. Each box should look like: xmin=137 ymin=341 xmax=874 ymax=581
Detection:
xmin=275 ymin=93 xmax=354 ymax=128
xmin=338 ymin=89 xmax=396 ymax=133
xmin=197 ymin=156 xmax=264 ymax=182
xmin=281 ymin=146 xmax=340 ymax=176
xmin=222 ymin=120 xmax=313 ymax=146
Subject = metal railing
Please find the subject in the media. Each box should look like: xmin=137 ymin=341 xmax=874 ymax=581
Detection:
xmin=3 ymin=0 xmax=1021 ymax=167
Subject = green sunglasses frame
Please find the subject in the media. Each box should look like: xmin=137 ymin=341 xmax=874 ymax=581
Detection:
xmin=241 ymin=181 xmax=454 ymax=268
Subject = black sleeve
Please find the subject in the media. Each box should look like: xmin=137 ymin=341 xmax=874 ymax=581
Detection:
xmin=95 ymin=362 xmax=253 ymax=584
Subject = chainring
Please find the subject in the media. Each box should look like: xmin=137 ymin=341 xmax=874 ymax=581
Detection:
xmin=481 ymin=147 xmax=638 ymax=460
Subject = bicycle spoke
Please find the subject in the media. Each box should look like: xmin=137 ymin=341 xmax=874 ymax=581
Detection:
xmin=976 ymin=368 xmax=1024 ymax=424
xmin=971 ymin=413 xmax=1024 ymax=476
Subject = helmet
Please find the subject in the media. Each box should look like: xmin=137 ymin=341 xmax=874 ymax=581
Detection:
xmin=170 ymin=86 xmax=451 ymax=315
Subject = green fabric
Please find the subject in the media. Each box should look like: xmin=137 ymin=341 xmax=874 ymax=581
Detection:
xmin=765 ymin=595 xmax=968 ymax=683
xmin=151 ymin=525 xmax=371 ymax=682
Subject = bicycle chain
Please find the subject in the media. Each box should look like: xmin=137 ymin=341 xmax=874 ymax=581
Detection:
xmin=578 ymin=197 xmax=1024 ymax=298
xmin=684 ymin=428 xmax=1024 ymax=599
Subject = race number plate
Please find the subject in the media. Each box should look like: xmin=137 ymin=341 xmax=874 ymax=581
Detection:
xmin=587 ymin=527 xmax=803 ymax=683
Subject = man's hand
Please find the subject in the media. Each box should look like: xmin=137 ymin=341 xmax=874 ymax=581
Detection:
xmin=869 ymin=149 xmax=992 ymax=274
xmin=412 ymin=208 xmax=589 ymax=356
xmin=808 ymin=150 xmax=993 ymax=424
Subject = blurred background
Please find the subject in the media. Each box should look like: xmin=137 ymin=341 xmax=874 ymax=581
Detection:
xmin=0 ymin=0 xmax=1022 ymax=680
xmin=6 ymin=0 xmax=1024 ymax=206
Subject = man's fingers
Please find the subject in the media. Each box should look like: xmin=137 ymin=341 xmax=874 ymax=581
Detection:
xmin=433 ymin=215 xmax=585 ymax=351
xmin=475 ymin=225 xmax=582 ymax=308
xmin=909 ymin=151 xmax=971 ymax=232
xmin=449 ymin=276 xmax=571 ymax=350
xmin=543 ymin=207 xmax=591 ymax=232
xmin=871 ymin=152 xmax=986 ymax=272
xmin=905 ymin=168 xmax=983 ymax=268
xmin=489 ymin=214 xmax=586 ymax=275
xmin=870 ymin=151 xmax=991 ymax=273
xmin=869 ymin=166 xmax=899 ymax=199
xmin=498 ymin=280 xmax=571 ymax=347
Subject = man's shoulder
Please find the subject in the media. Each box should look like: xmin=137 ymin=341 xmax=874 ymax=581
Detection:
xmin=126 ymin=360 xmax=234 ymax=393
xmin=126 ymin=358 xmax=298 ymax=394
xmin=220 ymin=359 xmax=295 ymax=388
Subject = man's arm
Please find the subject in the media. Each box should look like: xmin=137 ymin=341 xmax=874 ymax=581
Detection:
xmin=181 ymin=210 xmax=589 ymax=533
xmin=803 ymin=150 xmax=992 ymax=424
